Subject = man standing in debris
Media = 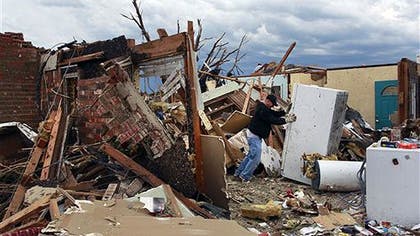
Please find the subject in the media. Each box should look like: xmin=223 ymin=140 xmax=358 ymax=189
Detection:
xmin=235 ymin=93 xmax=296 ymax=182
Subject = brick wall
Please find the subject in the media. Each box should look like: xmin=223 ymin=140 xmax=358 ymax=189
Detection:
xmin=0 ymin=32 xmax=41 ymax=128
xmin=75 ymin=70 xmax=197 ymax=196
xmin=76 ymin=73 xmax=173 ymax=158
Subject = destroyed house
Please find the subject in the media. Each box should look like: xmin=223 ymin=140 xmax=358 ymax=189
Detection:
xmin=1 ymin=21 xmax=419 ymax=234
xmin=0 ymin=24 xmax=233 ymax=233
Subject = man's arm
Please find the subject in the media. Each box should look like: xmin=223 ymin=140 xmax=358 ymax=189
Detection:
xmin=259 ymin=109 xmax=287 ymax=125
xmin=271 ymin=108 xmax=286 ymax=117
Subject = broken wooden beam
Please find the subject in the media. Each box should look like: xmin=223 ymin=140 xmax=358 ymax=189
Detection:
xmin=100 ymin=143 xmax=214 ymax=219
xmin=65 ymin=180 xmax=97 ymax=192
xmin=162 ymin=184 xmax=182 ymax=217
xmin=49 ymin=198 xmax=60 ymax=221
xmin=266 ymin=41 xmax=296 ymax=85
xmin=57 ymin=187 xmax=76 ymax=205
xmin=185 ymin=26 xmax=205 ymax=193
xmin=58 ymin=51 xmax=104 ymax=66
xmin=3 ymin=146 xmax=45 ymax=220
xmin=157 ymin=28 xmax=169 ymax=38
xmin=41 ymin=104 xmax=63 ymax=180
xmin=65 ymin=190 xmax=104 ymax=198
xmin=131 ymin=33 xmax=186 ymax=61
xmin=0 ymin=195 xmax=51 ymax=233
xmin=211 ymin=121 xmax=244 ymax=163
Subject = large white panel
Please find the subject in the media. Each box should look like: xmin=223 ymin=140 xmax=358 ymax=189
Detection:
xmin=366 ymin=145 xmax=420 ymax=227
xmin=281 ymin=84 xmax=348 ymax=184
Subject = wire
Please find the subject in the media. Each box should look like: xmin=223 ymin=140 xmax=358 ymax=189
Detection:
xmin=357 ymin=159 xmax=367 ymax=206
xmin=45 ymin=48 xmax=77 ymax=118
xmin=337 ymin=159 xmax=366 ymax=209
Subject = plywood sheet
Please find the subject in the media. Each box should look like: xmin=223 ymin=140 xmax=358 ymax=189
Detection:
xmin=221 ymin=111 xmax=252 ymax=134
xmin=201 ymin=135 xmax=229 ymax=209
xmin=313 ymin=212 xmax=357 ymax=231
xmin=55 ymin=199 xmax=253 ymax=236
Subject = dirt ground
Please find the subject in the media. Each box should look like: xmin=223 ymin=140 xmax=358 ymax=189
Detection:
xmin=226 ymin=174 xmax=365 ymax=235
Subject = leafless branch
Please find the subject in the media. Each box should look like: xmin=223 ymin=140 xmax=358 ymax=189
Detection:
xmin=198 ymin=33 xmax=226 ymax=75
xmin=226 ymin=34 xmax=248 ymax=76
xmin=194 ymin=19 xmax=203 ymax=51
xmin=121 ymin=0 xmax=151 ymax=42
xmin=177 ymin=19 xmax=180 ymax=34
xmin=197 ymin=31 xmax=248 ymax=78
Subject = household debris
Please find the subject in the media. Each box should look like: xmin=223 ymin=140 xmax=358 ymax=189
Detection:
xmin=0 ymin=16 xmax=419 ymax=236
xmin=240 ymin=200 xmax=282 ymax=221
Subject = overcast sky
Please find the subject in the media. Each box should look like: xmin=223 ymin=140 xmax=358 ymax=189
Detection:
xmin=1 ymin=0 xmax=419 ymax=74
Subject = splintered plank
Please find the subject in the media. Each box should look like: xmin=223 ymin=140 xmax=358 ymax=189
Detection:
xmin=0 ymin=196 xmax=51 ymax=233
xmin=157 ymin=28 xmax=168 ymax=38
xmin=40 ymin=105 xmax=63 ymax=180
xmin=58 ymin=51 xmax=104 ymax=66
xmin=101 ymin=144 xmax=163 ymax=187
xmin=131 ymin=33 xmax=186 ymax=61
xmin=57 ymin=187 xmax=76 ymax=205
xmin=3 ymin=146 xmax=44 ymax=220
xmin=242 ymin=79 xmax=255 ymax=114
xmin=162 ymin=184 xmax=182 ymax=217
xmin=49 ymin=198 xmax=60 ymax=220
xmin=211 ymin=121 xmax=244 ymax=163
xmin=100 ymin=143 xmax=214 ymax=219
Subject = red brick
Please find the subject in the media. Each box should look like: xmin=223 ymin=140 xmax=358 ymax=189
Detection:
xmin=0 ymin=32 xmax=41 ymax=128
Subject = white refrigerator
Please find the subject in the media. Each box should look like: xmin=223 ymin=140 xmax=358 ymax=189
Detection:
xmin=366 ymin=144 xmax=420 ymax=227
xmin=281 ymin=84 xmax=348 ymax=184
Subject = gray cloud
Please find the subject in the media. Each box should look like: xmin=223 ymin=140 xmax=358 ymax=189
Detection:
xmin=1 ymin=0 xmax=418 ymax=73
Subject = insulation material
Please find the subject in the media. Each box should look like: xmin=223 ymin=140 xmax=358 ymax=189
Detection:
xmin=201 ymin=135 xmax=229 ymax=209
xmin=281 ymin=84 xmax=348 ymax=184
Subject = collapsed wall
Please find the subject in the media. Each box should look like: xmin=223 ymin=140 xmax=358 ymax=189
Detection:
xmin=38 ymin=34 xmax=199 ymax=197
xmin=76 ymin=63 xmax=196 ymax=196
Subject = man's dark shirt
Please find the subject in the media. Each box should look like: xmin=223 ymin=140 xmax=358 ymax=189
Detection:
xmin=248 ymin=101 xmax=286 ymax=139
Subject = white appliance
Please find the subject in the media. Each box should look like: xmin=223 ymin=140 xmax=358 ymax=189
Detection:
xmin=281 ymin=84 xmax=348 ymax=184
xmin=366 ymin=144 xmax=420 ymax=227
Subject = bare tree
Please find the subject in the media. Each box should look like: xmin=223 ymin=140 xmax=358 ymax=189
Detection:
xmin=226 ymin=34 xmax=248 ymax=76
xmin=198 ymin=32 xmax=247 ymax=78
xmin=121 ymin=0 xmax=151 ymax=42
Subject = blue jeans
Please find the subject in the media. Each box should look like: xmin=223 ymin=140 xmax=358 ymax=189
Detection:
xmin=234 ymin=135 xmax=262 ymax=181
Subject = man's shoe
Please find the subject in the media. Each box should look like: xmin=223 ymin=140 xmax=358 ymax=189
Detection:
xmin=232 ymin=175 xmax=241 ymax=182
xmin=240 ymin=176 xmax=250 ymax=183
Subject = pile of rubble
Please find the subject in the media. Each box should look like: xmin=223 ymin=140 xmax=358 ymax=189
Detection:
xmin=1 ymin=22 xmax=419 ymax=236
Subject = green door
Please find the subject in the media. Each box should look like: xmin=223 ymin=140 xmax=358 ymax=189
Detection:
xmin=375 ymin=80 xmax=398 ymax=129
